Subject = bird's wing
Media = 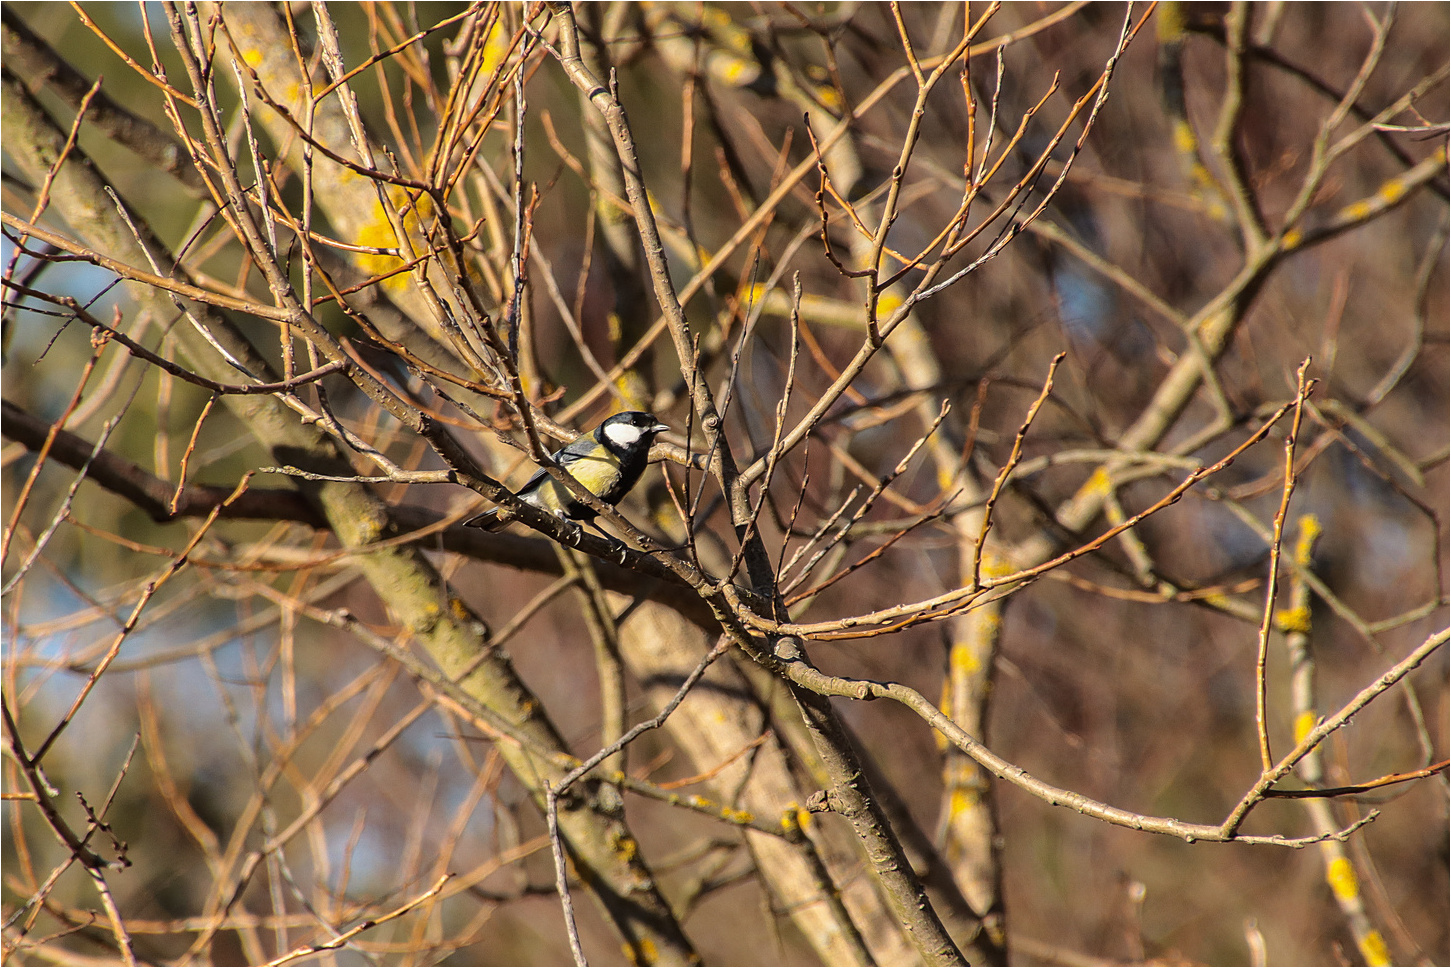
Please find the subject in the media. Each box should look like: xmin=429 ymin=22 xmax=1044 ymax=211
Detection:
xmin=519 ymin=441 xmax=594 ymax=492
xmin=516 ymin=464 xmax=551 ymax=493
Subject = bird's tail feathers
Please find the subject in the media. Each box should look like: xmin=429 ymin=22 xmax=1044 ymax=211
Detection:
xmin=464 ymin=508 xmax=510 ymax=532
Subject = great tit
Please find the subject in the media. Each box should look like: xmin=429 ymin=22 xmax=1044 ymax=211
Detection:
xmin=465 ymin=411 xmax=670 ymax=533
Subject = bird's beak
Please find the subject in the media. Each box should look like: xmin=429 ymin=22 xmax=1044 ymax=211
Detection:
xmin=652 ymin=423 xmax=669 ymax=434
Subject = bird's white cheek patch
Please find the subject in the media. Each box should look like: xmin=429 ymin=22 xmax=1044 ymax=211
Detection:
xmin=604 ymin=423 xmax=643 ymax=448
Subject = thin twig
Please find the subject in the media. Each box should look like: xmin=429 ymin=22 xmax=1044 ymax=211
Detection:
xmin=1255 ymin=360 xmax=1314 ymax=770
xmin=545 ymin=636 xmax=731 ymax=967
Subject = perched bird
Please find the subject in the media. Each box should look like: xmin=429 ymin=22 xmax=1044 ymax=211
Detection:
xmin=465 ymin=411 xmax=670 ymax=534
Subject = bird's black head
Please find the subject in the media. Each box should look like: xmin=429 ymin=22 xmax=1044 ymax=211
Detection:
xmin=595 ymin=411 xmax=670 ymax=457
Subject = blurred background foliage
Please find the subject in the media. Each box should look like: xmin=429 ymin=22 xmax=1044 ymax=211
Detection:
xmin=2 ymin=2 xmax=1447 ymax=965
